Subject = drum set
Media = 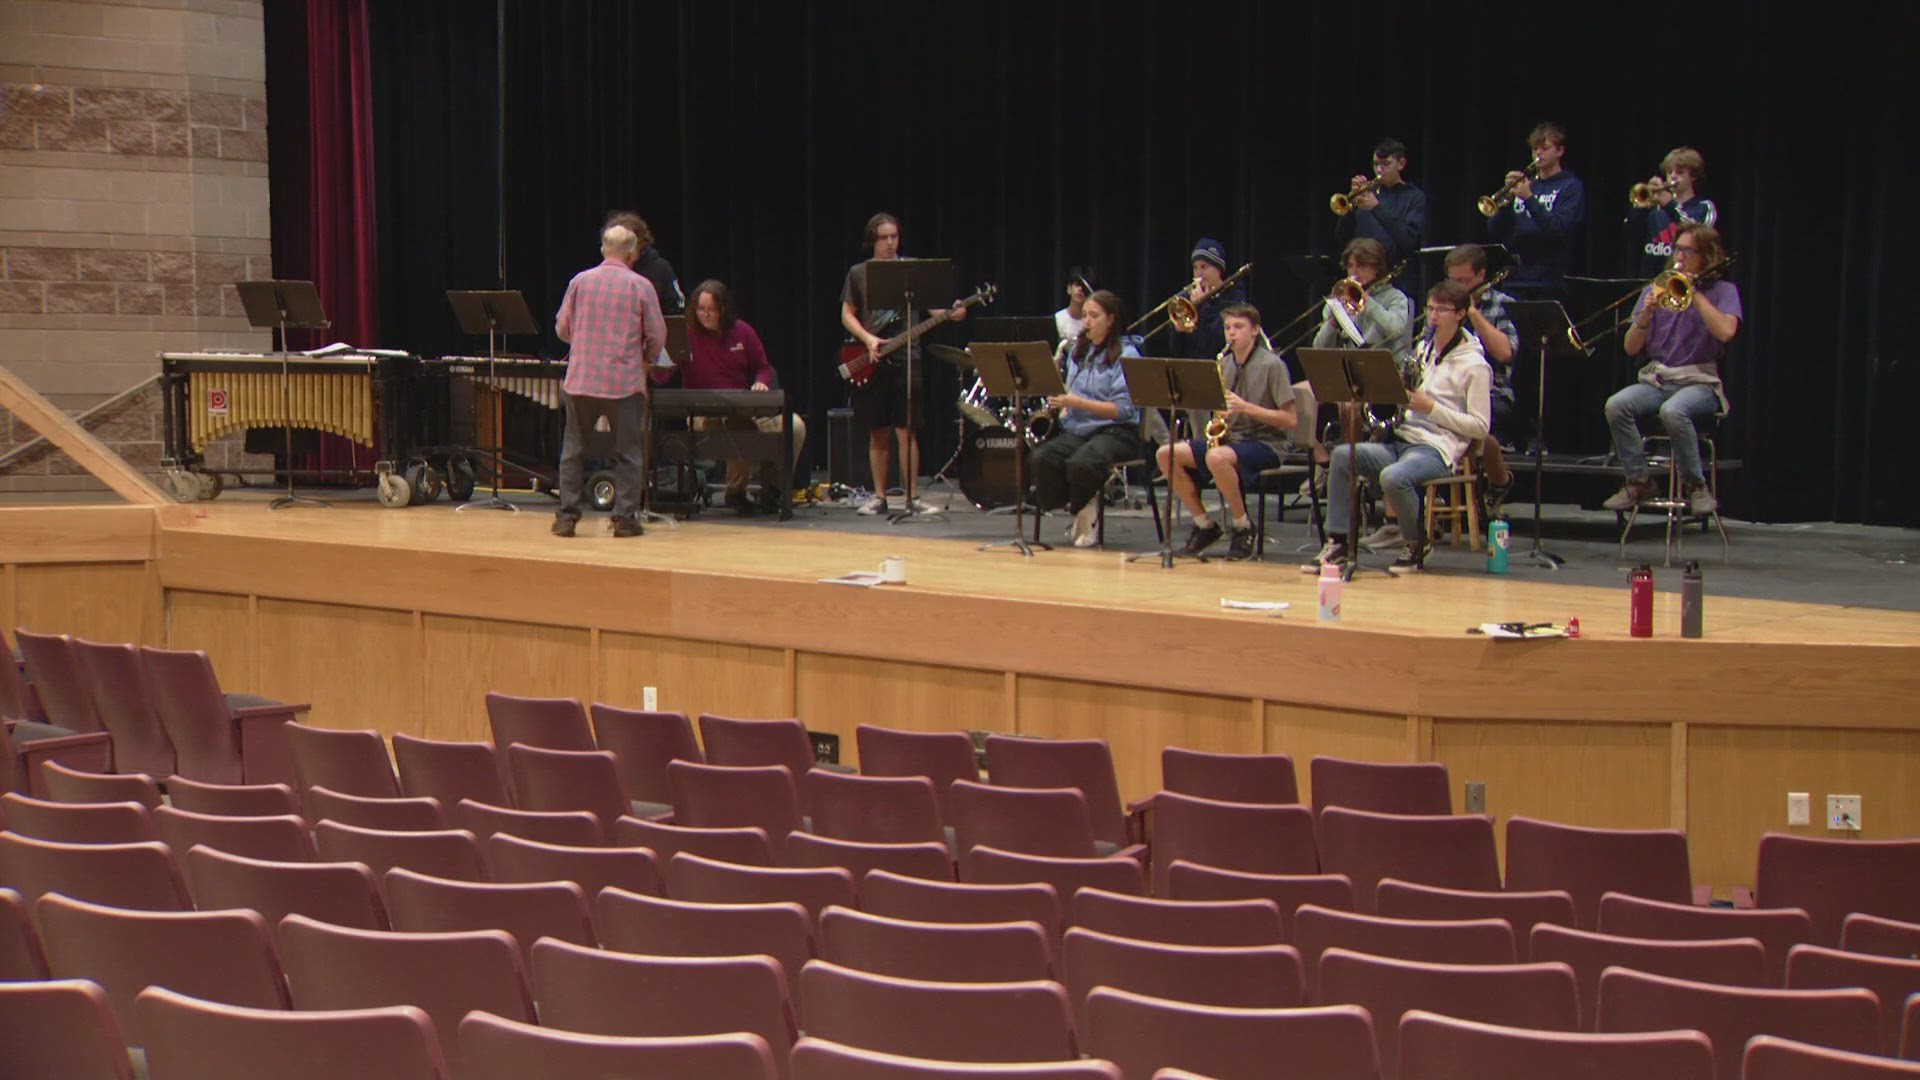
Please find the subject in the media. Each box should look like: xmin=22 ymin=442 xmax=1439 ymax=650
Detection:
xmin=931 ymin=345 xmax=1058 ymax=510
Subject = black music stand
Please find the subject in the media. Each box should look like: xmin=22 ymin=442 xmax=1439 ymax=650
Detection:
xmin=447 ymin=290 xmax=538 ymax=512
xmin=1297 ymin=348 xmax=1407 ymax=581
xmin=1505 ymin=300 xmax=1584 ymax=569
xmin=235 ymin=280 xmax=332 ymax=511
xmin=969 ymin=342 xmax=1062 ymax=557
xmin=972 ymin=317 xmax=1057 ymax=345
xmin=1121 ymin=357 xmax=1227 ymax=569
xmin=864 ymin=258 xmax=954 ymax=525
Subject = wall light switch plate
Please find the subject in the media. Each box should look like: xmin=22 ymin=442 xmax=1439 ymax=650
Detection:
xmin=1787 ymin=792 xmax=1811 ymax=827
xmin=1827 ymin=794 xmax=1862 ymax=831
xmin=643 ymin=686 xmax=658 ymax=711
xmin=1464 ymin=782 xmax=1486 ymax=814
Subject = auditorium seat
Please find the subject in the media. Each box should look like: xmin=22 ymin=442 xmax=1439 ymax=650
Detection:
xmin=1744 ymin=1034 xmax=1920 ymax=1080
xmin=1160 ymin=746 xmax=1300 ymax=805
xmin=1071 ymin=887 xmax=1284 ymax=947
xmin=789 ymin=1037 xmax=1122 ymax=1079
xmin=699 ymin=713 xmax=824 ymax=783
xmin=1314 ymin=806 xmax=1501 ymax=913
xmin=0 ymin=644 xmax=47 ymax=726
xmin=304 ymin=786 xmax=449 ymax=832
xmin=0 ymin=833 xmax=190 ymax=909
xmin=1597 ymin=967 xmax=1879 ymax=1080
xmin=806 ymin=770 xmax=946 ymax=845
xmin=964 ymin=844 xmax=1147 ymax=897
xmin=854 ymin=724 xmax=979 ymax=819
xmin=15 ymin=629 xmax=104 ymax=735
xmin=1598 ymin=890 xmax=1812 ymax=983
xmin=529 ymin=938 xmax=796 ymax=1066
xmin=484 ymin=832 xmax=661 ymax=897
xmin=392 ymin=732 xmax=512 ymax=810
xmin=455 ymin=798 xmax=603 ymax=846
xmin=1316 ymin=950 xmax=1579 ymax=1080
xmin=36 ymin=892 xmax=291 ymax=1045
xmin=311 ymin=821 xmax=486 ymax=881
xmin=667 ymin=850 xmax=856 ymax=919
xmin=37 ymin=761 xmax=161 ymax=808
xmin=1292 ymin=905 xmax=1516 ymax=996
xmin=0 ymin=791 xmax=155 ymax=844
xmin=1845 ymin=912 xmax=1920 ymax=960
xmin=1 ymin=718 xmax=110 ymax=799
xmin=382 ymin=866 xmax=593 ymax=957
xmin=1503 ymin=816 xmax=1694 ymax=929
xmin=141 ymin=645 xmax=308 ymax=786
xmin=1788 ymin=943 xmax=1920 ymax=1054
xmin=1061 ymin=925 xmax=1304 ymax=1034
xmin=1906 ymin=995 xmax=1920 ymax=1060
xmin=860 ymin=869 xmax=1062 ymax=949
xmin=1309 ymin=756 xmax=1451 ymax=815
xmin=458 ymin=1011 xmax=775 ymax=1080
xmin=184 ymin=845 xmax=387 ymax=930
xmin=589 ymin=703 xmax=700 ymax=817
xmin=984 ymin=735 xmax=1130 ymax=850
xmin=1147 ymin=791 xmax=1319 ymax=895
xmin=0 ymin=979 xmax=136 ymax=1080
xmin=1164 ymin=860 xmax=1355 ymax=940
xmin=1534 ymin=922 xmax=1766 ymax=1025
xmin=1083 ymin=986 xmax=1377 ymax=1080
xmin=483 ymin=691 xmax=595 ymax=754
xmin=798 ymin=959 xmax=1077 ymax=1064
xmin=784 ymin=832 xmax=954 ymax=882
xmin=593 ymin=886 xmax=814 ymax=996
xmin=73 ymin=638 xmax=177 ymax=777
xmin=950 ymin=780 xmax=1128 ymax=861
xmin=1376 ymin=878 xmax=1576 ymax=941
xmin=1757 ymin=833 xmax=1920 ymax=946
xmin=152 ymin=804 xmax=315 ymax=862
xmin=612 ymin=814 xmax=775 ymax=866
xmin=136 ymin=985 xmax=447 ymax=1080
xmin=1396 ymin=1009 xmax=1714 ymax=1080
xmin=669 ymin=759 xmax=806 ymax=836
xmin=819 ymin=904 xmax=1051 ymax=983
xmin=276 ymin=914 xmax=536 ymax=1076
xmin=504 ymin=743 xmax=633 ymax=828
xmin=0 ymin=885 xmax=48 ymax=979
xmin=163 ymin=773 xmax=301 ymax=817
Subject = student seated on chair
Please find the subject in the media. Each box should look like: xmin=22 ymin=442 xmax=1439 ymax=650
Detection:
xmin=1602 ymin=223 xmax=1741 ymax=517
xmin=1031 ymin=289 xmax=1142 ymax=549
xmin=1307 ymin=281 xmax=1490 ymax=574
xmin=1157 ymin=304 xmax=1297 ymax=562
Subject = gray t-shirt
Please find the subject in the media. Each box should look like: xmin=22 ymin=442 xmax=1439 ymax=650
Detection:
xmin=1188 ymin=343 xmax=1294 ymax=456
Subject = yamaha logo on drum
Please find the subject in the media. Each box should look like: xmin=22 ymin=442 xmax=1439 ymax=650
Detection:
xmin=972 ymin=433 xmax=1018 ymax=451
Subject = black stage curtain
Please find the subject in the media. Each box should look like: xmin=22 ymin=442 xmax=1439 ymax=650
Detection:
xmin=354 ymin=1 xmax=1919 ymax=525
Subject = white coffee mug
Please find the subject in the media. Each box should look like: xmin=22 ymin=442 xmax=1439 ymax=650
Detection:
xmin=879 ymin=555 xmax=907 ymax=584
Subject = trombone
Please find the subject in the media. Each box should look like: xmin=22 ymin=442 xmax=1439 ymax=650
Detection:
xmin=1410 ymin=265 xmax=1515 ymax=336
xmin=1565 ymin=255 xmax=1736 ymax=352
xmin=1128 ymin=262 xmax=1254 ymax=340
xmin=1477 ymin=158 xmax=1542 ymax=217
xmin=1269 ymin=258 xmax=1409 ymax=355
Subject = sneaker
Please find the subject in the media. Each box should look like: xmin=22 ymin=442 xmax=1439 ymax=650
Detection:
xmin=1687 ymin=486 xmax=1717 ymax=515
xmin=551 ymin=514 xmax=577 ymax=538
xmin=856 ymin=495 xmax=888 ymax=516
xmin=1360 ymin=522 xmax=1403 ymax=552
xmin=1301 ymin=538 xmax=1349 ymax=574
xmin=906 ymin=496 xmax=936 ymax=514
xmin=1393 ymin=537 xmax=1429 ymax=571
xmin=1484 ymin=476 xmax=1514 ymax=518
xmin=1180 ymin=521 xmax=1223 ymax=557
xmin=610 ymin=516 xmax=643 ymax=538
xmin=1224 ymin=527 xmax=1256 ymax=561
xmin=1071 ymin=502 xmax=1100 ymax=548
xmin=1602 ymin=479 xmax=1655 ymax=512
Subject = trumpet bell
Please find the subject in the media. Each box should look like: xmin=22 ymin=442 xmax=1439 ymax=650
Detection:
xmin=1476 ymin=194 xmax=1502 ymax=218
xmin=1329 ymin=192 xmax=1354 ymax=216
xmin=1629 ymin=182 xmax=1657 ymax=209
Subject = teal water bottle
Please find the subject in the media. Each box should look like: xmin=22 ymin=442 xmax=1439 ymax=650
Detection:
xmin=1487 ymin=519 xmax=1510 ymax=574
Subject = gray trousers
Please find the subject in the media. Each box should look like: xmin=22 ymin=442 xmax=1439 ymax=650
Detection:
xmin=558 ymin=392 xmax=645 ymax=520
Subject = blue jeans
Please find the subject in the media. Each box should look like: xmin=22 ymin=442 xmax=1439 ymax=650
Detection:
xmin=1605 ymin=382 xmax=1718 ymax=487
xmin=1327 ymin=440 xmax=1450 ymax=539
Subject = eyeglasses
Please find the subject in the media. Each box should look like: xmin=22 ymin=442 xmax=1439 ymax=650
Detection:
xmin=1424 ymin=306 xmax=1461 ymax=316
xmin=1674 ymin=244 xmax=1700 ymax=254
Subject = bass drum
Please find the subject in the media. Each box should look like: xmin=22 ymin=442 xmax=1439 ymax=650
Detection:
xmin=956 ymin=425 xmax=1023 ymax=509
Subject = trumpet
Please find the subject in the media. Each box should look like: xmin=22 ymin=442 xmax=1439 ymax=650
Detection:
xmin=1329 ymin=176 xmax=1381 ymax=216
xmin=1129 ymin=263 xmax=1254 ymax=339
xmin=1628 ymin=180 xmax=1664 ymax=209
xmin=1566 ymin=255 xmax=1735 ymax=352
xmin=1477 ymin=158 xmax=1542 ymax=217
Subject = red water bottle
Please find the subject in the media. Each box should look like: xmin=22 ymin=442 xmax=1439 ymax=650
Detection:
xmin=1629 ymin=564 xmax=1654 ymax=638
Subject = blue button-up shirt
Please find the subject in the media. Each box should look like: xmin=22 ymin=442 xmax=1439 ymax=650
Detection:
xmin=1059 ymin=340 xmax=1139 ymax=437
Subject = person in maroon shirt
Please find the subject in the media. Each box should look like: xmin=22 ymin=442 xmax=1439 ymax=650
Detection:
xmin=679 ymin=279 xmax=806 ymax=513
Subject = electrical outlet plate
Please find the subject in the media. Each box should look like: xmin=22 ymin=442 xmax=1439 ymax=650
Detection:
xmin=643 ymin=686 xmax=658 ymax=711
xmin=1463 ymin=781 xmax=1487 ymax=814
xmin=1827 ymin=793 xmax=1862 ymax=831
xmin=1787 ymin=792 xmax=1811 ymax=827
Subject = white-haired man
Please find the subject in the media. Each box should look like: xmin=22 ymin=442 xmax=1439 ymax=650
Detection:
xmin=553 ymin=223 xmax=666 ymax=537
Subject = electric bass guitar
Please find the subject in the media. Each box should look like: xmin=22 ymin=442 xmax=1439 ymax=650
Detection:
xmin=837 ymin=283 xmax=997 ymax=385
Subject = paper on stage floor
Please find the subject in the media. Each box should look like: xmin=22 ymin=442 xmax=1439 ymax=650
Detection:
xmin=1221 ymin=598 xmax=1290 ymax=613
xmin=819 ymin=571 xmax=887 ymax=587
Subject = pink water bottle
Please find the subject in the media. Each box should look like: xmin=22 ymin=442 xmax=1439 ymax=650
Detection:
xmin=1629 ymin=564 xmax=1654 ymax=638
xmin=1318 ymin=561 xmax=1343 ymax=623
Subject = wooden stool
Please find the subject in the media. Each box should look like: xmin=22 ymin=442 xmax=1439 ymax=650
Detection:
xmin=1421 ymin=456 xmax=1483 ymax=551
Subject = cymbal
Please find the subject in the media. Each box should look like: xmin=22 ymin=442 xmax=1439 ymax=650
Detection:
xmin=927 ymin=344 xmax=972 ymax=368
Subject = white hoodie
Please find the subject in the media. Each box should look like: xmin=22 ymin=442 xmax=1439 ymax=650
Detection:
xmin=1397 ymin=329 xmax=1492 ymax=468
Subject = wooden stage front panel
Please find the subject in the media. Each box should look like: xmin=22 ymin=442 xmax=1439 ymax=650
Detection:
xmin=6 ymin=500 xmax=1920 ymax=892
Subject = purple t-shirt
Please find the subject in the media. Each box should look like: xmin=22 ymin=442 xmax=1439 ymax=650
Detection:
xmin=1634 ymin=278 xmax=1741 ymax=369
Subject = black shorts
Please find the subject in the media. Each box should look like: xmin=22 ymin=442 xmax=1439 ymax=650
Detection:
xmin=848 ymin=360 xmax=917 ymax=433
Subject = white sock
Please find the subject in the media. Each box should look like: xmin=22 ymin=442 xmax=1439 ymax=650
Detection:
xmin=1232 ymin=514 xmax=1251 ymax=531
xmin=1192 ymin=513 xmax=1214 ymax=529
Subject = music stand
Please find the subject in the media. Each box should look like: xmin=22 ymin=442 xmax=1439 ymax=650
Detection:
xmin=1296 ymin=348 xmax=1408 ymax=581
xmin=863 ymin=258 xmax=955 ymax=525
xmin=1505 ymin=300 xmax=1585 ymax=569
xmin=1120 ymin=357 xmax=1227 ymax=569
xmin=234 ymin=280 xmax=332 ymax=511
xmin=447 ymin=290 xmax=538 ymax=512
xmin=968 ymin=342 xmax=1062 ymax=557
xmin=972 ymin=316 xmax=1057 ymax=345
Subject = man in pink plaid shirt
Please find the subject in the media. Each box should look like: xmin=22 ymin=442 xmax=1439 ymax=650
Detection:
xmin=552 ymin=223 xmax=665 ymax=537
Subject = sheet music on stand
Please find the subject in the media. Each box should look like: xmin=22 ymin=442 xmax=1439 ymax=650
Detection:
xmin=1119 ymin=356 xmax=1228 ymax=570
xmin=1295 ymin=347 xmax=1407 ymax=581
xmin=234 ymin=280 xmax=332 ymax=511
xmin=968 ymin=341 xmax=1062 ymax=558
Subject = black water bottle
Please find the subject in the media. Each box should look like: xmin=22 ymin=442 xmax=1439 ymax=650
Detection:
xmin=1680 ymin=561 xmax=1704 ymax=639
